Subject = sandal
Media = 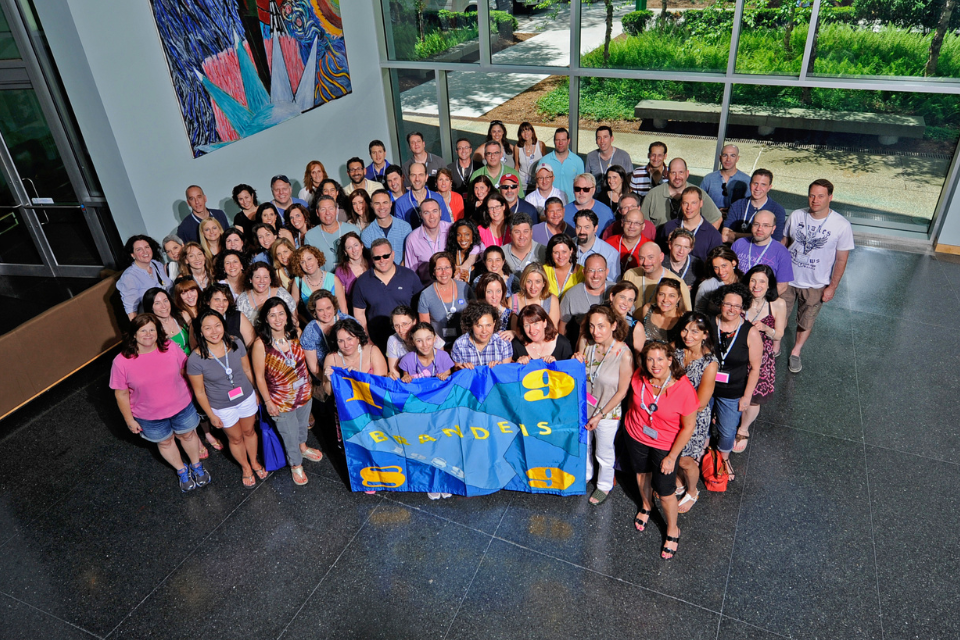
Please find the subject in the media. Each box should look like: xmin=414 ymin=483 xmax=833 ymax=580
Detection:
xmin=588 ymin=488 xmax=609 ymax=505
xmin=677 ymin=491 xmax=698 ymax=514
xmin=661 ymin=531 xmax=681 ymax=560
xmin=206 ymin=438 xmax=224 ymax=452
xmin=291 ymin=466 xmax=308 ymax=486
xmin=252 ymin=466 xmax=269 ymax=480
xmin=724 ymin=458 xmax=736 ymax=482
xmin=242 ymin=474 xmax=256 ymax=488
xmin=634 ymin=506 xmax=652 ymax=532
xmin=732 ymin=433 xmax=750 ymax=454
xmin=198 ymin=444 xmax=209 ymax=461
xmin=301 ymin=447 xmax=323 ymax=462
xmin=675 ymin=485 xmax=687 ymax=497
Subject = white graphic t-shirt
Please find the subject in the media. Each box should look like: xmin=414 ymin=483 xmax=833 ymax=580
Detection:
xmin=784 ymin=208 xmax=855 ymax=289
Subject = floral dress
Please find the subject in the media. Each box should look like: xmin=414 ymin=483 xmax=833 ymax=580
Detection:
xmin=750 ymin=304 xmax=776 ymax=404
xmin=676 ymin=348 xmax=717 ymax=462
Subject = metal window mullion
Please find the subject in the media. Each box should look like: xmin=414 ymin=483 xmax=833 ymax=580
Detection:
xmin=569 ymin=0 xmax=583 ymax=155
xmin=715 ymin=0 xmax=747 ymax=169
xmin=478 ymin=0 xmax=491 ymax=67
xmin=726 ymin=0 xmax=745 ymax=77
xmin=387 ymin=68 xmax=407 ymax=163
xmin=928 ymin=133 xmax=960 ymax=243
xmin=799 ymin=0 xmax=822 ymax=79
xmin=713 ymin=83 xmax=733 ymax=172
xmin=436 ymin=69 xmax=453 ymax=163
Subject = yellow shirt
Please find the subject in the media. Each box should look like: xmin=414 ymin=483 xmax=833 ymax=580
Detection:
xmin=544 ymin=264 xmax=584 ymax=299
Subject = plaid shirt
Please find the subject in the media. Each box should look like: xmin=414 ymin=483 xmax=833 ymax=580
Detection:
xmin=451 ymin=333 xmax=513 ymax=367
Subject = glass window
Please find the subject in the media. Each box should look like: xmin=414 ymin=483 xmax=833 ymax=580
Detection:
xmin=813 ymin=0 xmax=960 ymax=78
xmin=727 ymin=84 xmax=960 ymax=233
xmin=392 ymin=69 xmax=442 ymax=164
xmin=0 ymin=170 xmax=41 ymax=265
xmin=447 ymin=71 xmax=565 ymax=192
xmin=491 ymin=3 xmax=569 ymax=67
xmin=581 ymin=0 xmax=732 ymax=72
xmin=580 ymin=79 xmax=722 ymax=186
xmin=381 ymin=0 xmax=480 ymax=63
xmin=0 ymin=89 xmax=79 ymax=204
xmin=0 ymin=4 xmax=21 ymax=60
xmin=735 ymin=2 xmax=808 ymax=76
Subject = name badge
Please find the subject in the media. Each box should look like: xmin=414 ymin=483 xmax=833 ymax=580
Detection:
xmin=292 ymin=378 xmax=306 ymax=389
xmin=715 ymin=372 xmax=730 ymax=384
xmin=586 ymin=391 xmax=599 ymax=406
xmin=227 ymin=386 xmax=244 ymax=401
xmin=642 ymin=425 xmax=659 ymax=440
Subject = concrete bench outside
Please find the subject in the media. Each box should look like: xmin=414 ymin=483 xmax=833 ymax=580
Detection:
xmin=634 ymin=99 xmax=925 ymax=145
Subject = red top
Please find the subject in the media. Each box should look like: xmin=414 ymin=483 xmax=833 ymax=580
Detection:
xmin=605 ymin=231 xmax=656 ymax=273
xmin=624 ymin=371 xmax=699 ymax=451
xmin=447 ymin=192 xmax=465 ymax=222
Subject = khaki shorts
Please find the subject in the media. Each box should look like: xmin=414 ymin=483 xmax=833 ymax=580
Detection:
xmin=781 ymin=285 xmax=825 ymax=332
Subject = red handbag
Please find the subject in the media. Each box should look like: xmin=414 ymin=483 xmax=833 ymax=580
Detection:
xmin=701 ymin=446 xmax=729 ymax=492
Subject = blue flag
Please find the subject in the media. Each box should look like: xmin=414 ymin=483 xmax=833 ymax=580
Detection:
xmin=331 ymin=360 xmax=589 ymax=496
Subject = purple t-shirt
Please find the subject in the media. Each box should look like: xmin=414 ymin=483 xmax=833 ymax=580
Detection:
xmin=109 ymin=345 xmax=192 ymax=419
xmin=732 ymin=237 xmax=794 ymax=285
xmin=398 ymin=348 xmax=456 ymax=379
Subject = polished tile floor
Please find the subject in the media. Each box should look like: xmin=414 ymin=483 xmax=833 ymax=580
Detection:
xmin=1 ymin=247 xmax=958 ymax=639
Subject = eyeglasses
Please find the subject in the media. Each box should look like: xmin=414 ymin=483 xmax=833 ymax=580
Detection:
xmin=485 ymin=151 xmax=500 ymax=157
xmin=435 ymin=265 xmax=453 ymax=272
xmin=372 ymin=254 xmax=392 ymax=262
xmin=622 ymin=220 xmax=643 ymax=227
xmin=751 ymin=222 xmax=774 ymax=228
xmin=585 ymin=268 xmax=606 ymax=275
xmin=573 ymin=186 xmax=592 ymax=193
xmin=721 ymin=302 xmax=743 ymax=310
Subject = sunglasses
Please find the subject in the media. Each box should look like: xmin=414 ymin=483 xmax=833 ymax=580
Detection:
xmin=372 ymin=254 xmax=392 ymax=262
xmin=501 ymin=184 xmax=518 ymax=190
xmin=573 ymin=186 xmax=592 ymax=193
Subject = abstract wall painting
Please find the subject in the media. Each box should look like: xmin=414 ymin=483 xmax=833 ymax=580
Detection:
xmin=150 ymin=0 xmax=351 ymax=157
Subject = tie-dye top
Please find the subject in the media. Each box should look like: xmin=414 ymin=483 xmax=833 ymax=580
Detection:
xmin=263 ymin=338 xmax=311 ymax=412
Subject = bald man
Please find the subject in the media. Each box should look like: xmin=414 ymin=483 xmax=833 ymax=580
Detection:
xmin=700 ymin=144 xmax=750 ymax=212
xmin=642 ymin=158 xmax=721 ymax=229
xmin=622 ymin=241 xmax=692 ymax=318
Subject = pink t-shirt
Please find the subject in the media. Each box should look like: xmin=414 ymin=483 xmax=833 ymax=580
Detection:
xmin=109 ymin=346 xmax=193 ymax=419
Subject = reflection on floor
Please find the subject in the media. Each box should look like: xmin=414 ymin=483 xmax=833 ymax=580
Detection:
xmin=0 ymin=275 xmax=103 ymax=336
xmin=0 ymin=248 xmax=958 ymax=639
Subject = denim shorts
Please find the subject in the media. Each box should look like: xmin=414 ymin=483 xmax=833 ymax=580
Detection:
xmin=135 ymin=402 xmax=200 ymax=443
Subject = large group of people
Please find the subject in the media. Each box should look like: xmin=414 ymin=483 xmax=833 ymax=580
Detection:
xmin=112 ymin=125 xmax=854 ymax=561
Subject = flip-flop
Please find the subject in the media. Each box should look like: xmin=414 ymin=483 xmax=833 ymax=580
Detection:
xmin=206 ymin=438 xmax=224 ymax=451
xmin=589 ymin=488 xmax=609 ymax=505
xmin=732 ymin=434 xmax=749 ymax=454
xmin=677 ymin=491 xmax=698 ymax=513
xmin=198 ymin=444 xmax=209 ymax=461
xmin=301 ymin=447 xmax=323 ymax=462
xmin=242 ymin=474 xmax=256 ymax=488
xmin=252 ymin=466 xmax=269 ymax=480
xmin=291 ymin=466 xmax=308 ymax=486
xmin=724 ymin=458 xmax=736 ymax=482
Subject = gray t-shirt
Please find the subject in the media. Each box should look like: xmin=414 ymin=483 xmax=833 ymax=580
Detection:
xmin=585 ymin=148 xmax=634 ymax=179
xmin=186 ymin=341 xmax=254 ymax=410
xmin=418 ymin=280 xmax=475 ymax=339
xmin=559 ymin=283 xmax=607 ymax=324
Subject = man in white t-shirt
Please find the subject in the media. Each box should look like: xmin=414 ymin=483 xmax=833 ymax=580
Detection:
xmin=782 ymin=179 xmax=855 ymax=373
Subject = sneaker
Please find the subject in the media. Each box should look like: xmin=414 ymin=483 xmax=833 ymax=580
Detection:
xmin=190 ymin=462 xmax=211 ymax=487
xmin=177 ymin=467 xmax=196 ymax=492
xmin=427 ymin=492 xmax=441 ymax=500
xmin=788 ymin=355 xmax=802 ymax=373
xmin=440 ymin=493 xmax=452 ymax=499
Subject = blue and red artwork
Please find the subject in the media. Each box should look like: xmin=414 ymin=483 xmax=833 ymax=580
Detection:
xmin=150 ymin=0 xmax=351 ymax=157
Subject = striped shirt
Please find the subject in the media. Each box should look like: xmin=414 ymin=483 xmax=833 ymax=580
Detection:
xmin=629 ymin=165 xmax=668 ymax=199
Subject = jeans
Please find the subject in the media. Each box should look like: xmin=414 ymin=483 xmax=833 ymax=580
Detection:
xmin=713 ymin=395 xmax=741 ymax=453
xmin=586 ymin=418 xmax=619 ymax=492
xmin=272 ymin=400 xmax=313 ymax=467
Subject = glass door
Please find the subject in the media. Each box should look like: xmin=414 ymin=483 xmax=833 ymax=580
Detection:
xmin=0 ymin=0 xmax=114 ymax=277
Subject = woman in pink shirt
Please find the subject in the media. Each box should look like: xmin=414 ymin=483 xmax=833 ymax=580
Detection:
xmin=110 ymin=314 xmax=211 ymax=493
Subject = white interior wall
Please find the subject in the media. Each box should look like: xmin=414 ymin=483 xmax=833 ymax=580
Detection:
xmin=33 ymin=0 xmax=392 ymax=244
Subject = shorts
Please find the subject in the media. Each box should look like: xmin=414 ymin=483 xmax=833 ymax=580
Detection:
xmin=211 ymin=393 xmax=259 ymax=429
xmin=135 ymin=402 xmax=200 ymax=443
xmin=624 ymin=434 xmax=676 ymax=497
xmin=780 ymin=285 xmax=824 ymax=332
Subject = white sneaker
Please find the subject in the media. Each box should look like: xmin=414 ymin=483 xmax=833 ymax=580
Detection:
xmin=440 ymin=493 xmax=452 ymax=499
xmin=427 ymin=492 xmax=441 ymax=500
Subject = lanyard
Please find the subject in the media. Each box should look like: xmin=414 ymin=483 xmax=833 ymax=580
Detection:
xmin=749 ymin=300 xmax=769 ymax=324
xmin=552 ymin=266 xmax=573 ymax=295
xmin=617 ymin=237 xmax=641 ymax=270
xmin=683 ymin=218 xmax=704 ymax=237
xmin=421 ymin=227 xmax=442 ymax=255
xmin=674 ymin=257 xmax=691 ymax=280
xmin=210 ymin=344 xmax=234 ymax=385
xmin=640 ymin=374 xmax=671 ymax=416
xmin=745 ymin=240 xmax=772 ymax=271
xmin=415 ymin=350 xmax=438 ymax=377
xmin=641 ymin=271 xmax=663 ymax=304
xmin=715 ymin=318 xmax=744 ymax=369
xmin=273 ymin=338 xmax=297 ymax=369
xmin=434 ymin=282 xmax=458 ymax=317
xmin=587 ymin=342 xmax=614 ymax=387
xmin=744 ymin=199 xmax=766 ymax=227
xmin=802 ymin=211 xmax=830 ymax=252
xmin=457 ymin=162 xmax=470 ymax=183
xmin=317 ymin=222 xmax=342 ymax=256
